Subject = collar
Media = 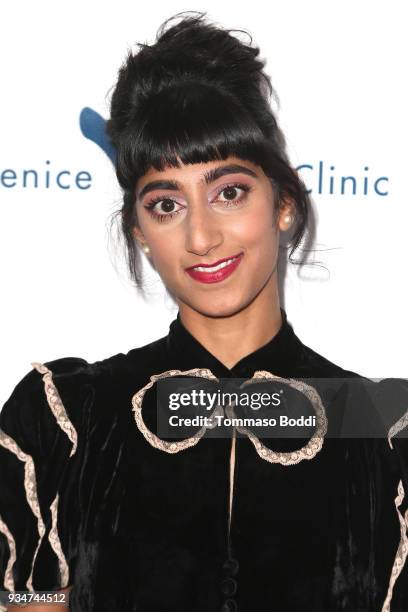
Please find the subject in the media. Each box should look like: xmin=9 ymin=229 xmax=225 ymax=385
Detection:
xmin=166 ymin=307 xmax=304 ymax=378
xmin=134 ymin=307 xmax=327 ymax=465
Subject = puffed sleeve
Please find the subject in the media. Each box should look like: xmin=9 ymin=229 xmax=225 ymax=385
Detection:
xmin=0 ymin=357 xmax=90 ymax=607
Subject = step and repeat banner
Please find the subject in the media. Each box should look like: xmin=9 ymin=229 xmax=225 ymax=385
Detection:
xmin=1 ymin=1 xmax=406 ymax=403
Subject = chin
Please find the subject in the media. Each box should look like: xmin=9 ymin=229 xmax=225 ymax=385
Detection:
xmin=178 ymin=292 xmax=252 ymax=319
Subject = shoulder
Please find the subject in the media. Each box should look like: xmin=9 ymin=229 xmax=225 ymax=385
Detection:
xmin=297 ymin=339 xmax=408 ymax=446
xmin=0 ymin=332 xmax=170 ymax=438
xmin=99 ymin=334 xmax=170 ymax=387
xmin=4 ymin=356 xmax=93 ymax=406
xmin=0 ymin=356 xmax=95 ymax=458
xmin=371 ymin=377 xmax=408 ymax=443
xmin=294 ymin=336 xmax=365 ymax=380
xmin=291 ymin=336 xmax=390 ymax=436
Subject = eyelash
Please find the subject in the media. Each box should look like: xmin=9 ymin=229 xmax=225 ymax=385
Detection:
xmin=144 ymin=183 xmax=252 ymax=223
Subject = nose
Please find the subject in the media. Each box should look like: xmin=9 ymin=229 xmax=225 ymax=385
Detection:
xmin=184 ymin=195 xmax=224 ymax=256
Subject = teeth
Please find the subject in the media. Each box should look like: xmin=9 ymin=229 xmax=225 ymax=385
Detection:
xmin=193 ymin=257 xmax=237 ymax=273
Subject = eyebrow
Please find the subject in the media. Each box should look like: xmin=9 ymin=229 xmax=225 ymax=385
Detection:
xmin=136 ymin=163 xmax=258 ymax=201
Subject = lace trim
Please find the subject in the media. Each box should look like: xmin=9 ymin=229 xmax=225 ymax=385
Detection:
xmin=388 ymin=408 xmax=408 ymax=450
xmin=383 ymin=407 xmax=408 ymax=609
xmin=31 ymin=362 xmax=78 ymax=457
xmin=381 ymin=479 xmax=408 ymax=611
xmin=49 ymin=494 xmax=69 ymax=587
xmin=131 ymin=368 xmax=219 ymax=453
xmin=234 ymin=371 xmax=327 ymax=465
xmin=0 ymin=513 xmax=16 ymax=591
xmin=131 ymin=368 xmax=327 ymax=465
xmin=0 ymin=429 xmax=46 ymax=590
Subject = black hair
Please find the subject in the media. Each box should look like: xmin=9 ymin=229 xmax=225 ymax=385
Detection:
xmin=106 ymin=11 xmax=312 ymax=291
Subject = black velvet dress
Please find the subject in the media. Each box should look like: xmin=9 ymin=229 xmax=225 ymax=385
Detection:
xmin=1 ymin=308 xmax=408 ymax=611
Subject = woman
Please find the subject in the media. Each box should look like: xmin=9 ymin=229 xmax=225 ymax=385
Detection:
xmin=1 ymin=11 xmax=408 ymax=612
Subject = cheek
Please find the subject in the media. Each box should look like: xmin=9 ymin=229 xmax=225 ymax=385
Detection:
xmin=230 ymin=200 xmax=277 ymax=246
xmin=147 ymin=230 xmax=182 ymax=275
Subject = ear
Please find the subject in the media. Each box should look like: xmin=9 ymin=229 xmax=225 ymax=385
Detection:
xmin=278 ymin=199 xmax=296 ymax=232
xmin=132 ymin=226 xmax=146 ymax=249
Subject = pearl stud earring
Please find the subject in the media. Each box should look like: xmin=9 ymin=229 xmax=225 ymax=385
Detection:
xmin=283 ymin=214 xmax=293 ymax=225
xmin=142 ymin=244 xmax=150 ymax=255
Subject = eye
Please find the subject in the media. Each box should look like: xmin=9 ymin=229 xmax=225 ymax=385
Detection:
xmin=144 ymin=197 xmax=184 ymax=223
xmin=213 ymin=183 xmax=252 ymax=206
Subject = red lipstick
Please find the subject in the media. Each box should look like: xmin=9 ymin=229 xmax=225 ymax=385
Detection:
xmin=185 ymin=252 xmax=244 ymax=284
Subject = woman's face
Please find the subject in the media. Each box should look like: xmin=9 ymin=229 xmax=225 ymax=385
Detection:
xmin=133 ymin=155 xmax=292 ymax=318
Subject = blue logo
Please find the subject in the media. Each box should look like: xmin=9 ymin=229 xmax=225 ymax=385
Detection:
xmin=79 ymin=107 xmax=117 ymax=165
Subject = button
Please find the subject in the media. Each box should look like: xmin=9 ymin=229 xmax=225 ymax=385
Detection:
xmin=220 ymin=578 xmax=237 ymax=597
xmin=222 ymin=557 xmax=239 ymax=576
xmin=221 ymin=599 xmax=238 ymax=612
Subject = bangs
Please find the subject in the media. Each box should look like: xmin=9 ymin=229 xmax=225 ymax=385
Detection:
xmin=115 ymin=81 xmax=271 ymax=190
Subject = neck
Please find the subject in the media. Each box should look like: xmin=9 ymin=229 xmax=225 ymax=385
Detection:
xmin=177 ymin=280 xmax=282 ymax=370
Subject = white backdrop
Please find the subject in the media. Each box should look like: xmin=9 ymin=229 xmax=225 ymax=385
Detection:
xmin=1 ymin=0 xmax=407 ymax=405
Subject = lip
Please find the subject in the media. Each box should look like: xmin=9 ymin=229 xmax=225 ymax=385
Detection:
xmin=185 ymin=252 xmax=244 ymax=271
xmin=185 ymin=252 xmax=244 ymax=284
